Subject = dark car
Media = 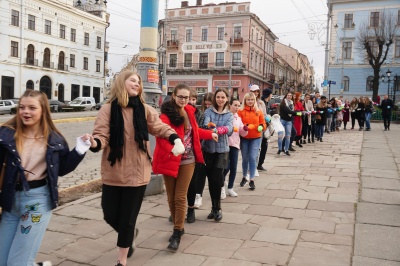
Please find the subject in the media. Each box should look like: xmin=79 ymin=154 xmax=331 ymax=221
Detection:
xmin=96 ymin=99 xmax=108 ymax=110
xmin=49 ymin=100 xmax=68 ymax=112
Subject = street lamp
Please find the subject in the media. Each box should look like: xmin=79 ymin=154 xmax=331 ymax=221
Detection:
xmin=381 ymin=69 xmax=392 ymax=96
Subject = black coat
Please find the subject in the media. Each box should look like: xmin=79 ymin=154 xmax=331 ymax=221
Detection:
xmin=0 ymin=127 xmax=85 ymax=212
xmin=381 ymin=99 xmax=394 ymax=115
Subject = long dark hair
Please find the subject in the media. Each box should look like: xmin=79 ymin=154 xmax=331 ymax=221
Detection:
xmin=201 ymin=92 xmax=213 ymax=113
xmin=279 ymin=92 xmax=292 ymax=109
xmin=212 ymin=88 xmax=230 ymax=111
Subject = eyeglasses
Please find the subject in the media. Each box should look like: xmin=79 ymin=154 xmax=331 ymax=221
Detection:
xmin=176 ymin=95 xmax=189 ymax=101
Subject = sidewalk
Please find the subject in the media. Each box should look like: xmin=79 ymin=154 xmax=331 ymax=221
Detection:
xmin=36 ymin=123 xmax=400 ymax=266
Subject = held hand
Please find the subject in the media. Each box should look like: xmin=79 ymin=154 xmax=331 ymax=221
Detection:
xmin=243 ymin=124 xmax=249 ymax=131
xmin=296 ymin=112 xmax=302 ymax=116
xmin=211 ymin=133 xmax=218 ymax=142
xmin=217 ymin=126 xmax=229 ymax=135
xmin=89 ymin=135 xmax=97 ymax=148
xmin=247 ymin=124 xmax=255 ymax=130
xmin=75 ymin=134 xmax=92 ymax=155
xmin=265 ymin=116 xmax=271 ymax=123
xmin=171 ymin=138 xmax=185 ymax=156
xmin=233 ymin=126 xmax=239 ymax=132
xmin=257 ymin=125 xmax=263 ymax=132
xmin=207 ymin=122 xmax=217 ymax=129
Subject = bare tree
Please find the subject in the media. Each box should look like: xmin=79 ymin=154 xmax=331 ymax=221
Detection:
xmin=356 ymin=10 xmax=399 ymax=102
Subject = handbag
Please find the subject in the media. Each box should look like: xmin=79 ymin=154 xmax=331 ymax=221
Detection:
xmin=263 ymin=124 xmax=275 ymax=139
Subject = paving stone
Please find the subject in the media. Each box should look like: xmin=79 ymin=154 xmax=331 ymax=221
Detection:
xmin=143 ymin=250 xmax=206 ymax=266
xmin=338 ymin=182 xmax=359 ymax=189
xmin=308 ymin=180 xmax=338 ymax=188
xmin=352 ymin=256 xmax=400 ymax=266
xmin=328 ymin=194 xmax=358 ymax=203
xmin=355 ymin=224 xmax=400 ymax=261
xmin=303 ymin=175 xmax=330 ymax=181
xmin=209 ymin=223 xmax=259 ymax=240
xmin=201 ymin=257 xmax=264 ymax=266
xmin=184 ymin=236 xmax=243 ymax=259
xmin=244 ymin=205 xmax=284 ymax=217
xmin=321 ymin=211 xmax=355 ymax=224
xmin=335 ymin=223 xmax=354 ymax=236
xmin=140 ymin=231 xmax=199 ymax=251
xmin=280 ymin=208 xmax=306 ymax=219
xmin=288 ymin=217 xmax=335 ymax=233
xmin=362 ymin=177 xmax=400 ymax=190
xmin=267 ymin=183 xmax=299 ymax=190
xmin=249 ymin=215 xmax=291 ymax=228
xmin=300 ymin=231 xmax=352 ymax=246
xmin=357 ymin=202 xmax=400 ymax=227
xmin=298 ymin=184 xmax=327 ymax=193
xmin=252 ymin=227 xmax=300 ymax=245
xmin=307 ymin=200 xmax=355 ymax=213
xmin=272 ymin=198 xmax=309 ymax=209
xmin=361 ymin=169 xmax=400 ymax=179
xmin=305 ymin=209 xmax=322 ymax=218
xmin=39 ymin=231 xmax=81 ymax=254
xmin=330 ymin=176 xmax=360 ymax=183
xmin=361 ymin=189 xmax=400 ymax=205
xmin=326 ymin=187 xmax=359 ymax=195
xmin=288 ymin=246 xmax=351 ymax=266
xmin=295 ymin=191 xmax=328 ymax=201
xmin=264 ymin=189 xmax=297 ymax=199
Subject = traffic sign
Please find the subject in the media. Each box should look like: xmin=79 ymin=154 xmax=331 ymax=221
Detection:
xmin=329 ymin=80 xmax=336 ymax=85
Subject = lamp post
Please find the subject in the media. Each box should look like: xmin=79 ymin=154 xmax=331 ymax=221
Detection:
xmin=381 ymin=69 xmax=393 ymax=97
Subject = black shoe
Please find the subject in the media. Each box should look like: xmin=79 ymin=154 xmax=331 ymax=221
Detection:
xmin=277 ymin=150 xmax=282 ymax=155
xmin=257 ymin=165 xmax=266 ymax=171
xmin=115 ymin=261 xmax=124 ymax=266
xmin=168 ymin=229 xmax=183 ymax=251
xmin=327 ymin=131 xmax=330 ymax=134
xmin=297 ymin=143 xmax=303 ymax=148
xmin=169 ymin=228 xmax=185 ymax=242
xmin=320 ymin=138 xmax=323 ymax=142
xmin=249 ymin=180 xmax=255 ymax=190
xmin=186 ymin=208 xmax=195 ymax=223
xmin=240 ymin=177 xmax=248 ymax=187
xmin=308 ymin=139 xmax=311 ymax=143
xmin=285 ymin=151 xmax=290 ymax=156
xmin=289 ymin=147 xmax=296 ymax=152
xmin=207 ymin=209 xmax=216 ymax=219
xmin=127 ymin=228 xmax=139 ymax=258
xmin=312 ymin=138 xmax=315 ymax=143
xmin=214 ymin=209 xmax=223 ymax=221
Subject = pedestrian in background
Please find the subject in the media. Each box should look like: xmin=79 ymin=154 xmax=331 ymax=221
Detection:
xmin=257 ymin=88 xmax=273 ymax=171
xmin=223 ymin=98 xmax=248 ymax=197
xmin=343 ymin=99 xmax=350 ymax=130
xmin=0 ymin=90 xmax=91 ymax=266
xmin=293 ymin=92 xmax=304 ymax=147
xmin=315 ymin=96 xmax=328 ymax=142
xmin=364 ymin=97 xmax=374 ymax=131
xmin=302 ymin=93 xmax=314 ymax=143
xmin=202 ymin=88 xmax=233 ymax=221
xmin=349 ymin=97 xmax=358 ymax=130
xmin=356 ymin=96 xmax=366 ymax=131
xmin=88 ymin=71 xmax=185 ymax=266
xmin=153 ymin=84 xmax=217 ymax=251
xmin=238 ymin=92 xmax=266 ymax=188
xmin=380 ymin=94 xmax=394 ymax=131
xmin=278 ymin=92 xmax=298 ymax=156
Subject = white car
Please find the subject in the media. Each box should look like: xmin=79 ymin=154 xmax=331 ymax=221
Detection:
xmin=0 ymin=99 xmax=18 ymax=115
xmin=68 ymin=97 xmax=96 ymax=111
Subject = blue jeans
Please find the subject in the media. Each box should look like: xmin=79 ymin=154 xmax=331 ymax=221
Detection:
xmin=280 ymin=119 xmax=292 ymax=151
xmin=0 ymin=185 xmax=52 ymax=266
xmin=223 ymin=146 xmax=239 ymax=189
xmin=365 ymin=112 xmax=372 ymax=129
xmin=240 ymin=137 xmax=261 ymax=180
xmin=315 ymin=124 xmax=324 ymax=138
xmin=277 ymin=132 xmax=284 ymax=151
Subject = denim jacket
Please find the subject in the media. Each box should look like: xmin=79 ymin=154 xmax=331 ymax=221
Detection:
xmin=202 ymin=107 xmax=233 ymax=153
xmin=0 ymin=127 xmax=85 ymax=212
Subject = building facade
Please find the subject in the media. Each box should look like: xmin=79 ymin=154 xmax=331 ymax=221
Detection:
xmin=158 ymin=0 xmax=277 ymax=100
xmin=0 ymin=0 xmax=109 ymax=103
xmin=328 ymin=0 xmax=400 ymax=101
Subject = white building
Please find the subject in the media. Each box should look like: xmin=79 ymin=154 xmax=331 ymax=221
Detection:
xmin=0 ymin=0 xmax=109 ymax=103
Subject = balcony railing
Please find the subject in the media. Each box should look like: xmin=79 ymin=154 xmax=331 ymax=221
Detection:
xmin=26 ymin=58 xmax=38 ymax=66
xmin=167 ymin=61 xmax=245 ymax=71
xmin=167 ymin=40 xmax=179 ymax=48
xmin=230 ymin=37 xmax=244 ymax=46
xmin=57 ymin=64 xmax=69 ymax=71
xmin=43 ymin=61 xmax=54 ymax=69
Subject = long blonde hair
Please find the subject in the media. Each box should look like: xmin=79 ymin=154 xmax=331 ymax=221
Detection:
xmin=240 ymin=92 xmax=259 ymax=112
xmin=2 ymin=90 xmax=62 ymax=153
xmin=109 ymin=70 xmax=146 ymax=107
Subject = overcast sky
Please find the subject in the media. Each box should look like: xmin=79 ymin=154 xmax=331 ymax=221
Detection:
xmin=106 ymin=0 xmax=328 ymax=86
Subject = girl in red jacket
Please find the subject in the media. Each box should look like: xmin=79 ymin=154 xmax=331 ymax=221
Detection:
xmin=152 ymin=84 xmax=217 ymax=252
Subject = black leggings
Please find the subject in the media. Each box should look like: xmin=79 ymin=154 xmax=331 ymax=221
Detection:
xmin=258 ymin=137 xmax=268 ymax=167
xmin=187 ymin=162 xmax=206 ymax=206
xmin=204 ymin=152 xmax=224 ymax=210
xmin=101 ymin=184 xmax=146 ymax=248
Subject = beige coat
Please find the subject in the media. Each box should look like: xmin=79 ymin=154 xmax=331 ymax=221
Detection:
xmin=303 ymin=99 xmax=314 ymax=125
xmin=92 ymin=103 xmax=176 ymax=187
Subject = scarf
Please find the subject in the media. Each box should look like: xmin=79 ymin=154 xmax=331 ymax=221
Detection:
xmin=108 ymin=96 xmax=148 ymax=166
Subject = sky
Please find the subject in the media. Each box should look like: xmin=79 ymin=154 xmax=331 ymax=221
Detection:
xmin=105 ymin=0 xmax=329 ymax=86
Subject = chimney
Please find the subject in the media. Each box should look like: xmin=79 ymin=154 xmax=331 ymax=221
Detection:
xmin=181 ymin=1 xmax=188 ymax=7
xmin=196 ymin=0 xmax=202 ymax=6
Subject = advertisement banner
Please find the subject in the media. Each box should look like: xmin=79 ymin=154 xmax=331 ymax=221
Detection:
xmin=148 ymin=69 xmax=159 ymax=83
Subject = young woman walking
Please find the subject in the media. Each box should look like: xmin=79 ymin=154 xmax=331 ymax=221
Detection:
xmin=349 ymin=97 xmax=359 ymax=130
xmin=278 ymin=92 xmax=298 ymax=155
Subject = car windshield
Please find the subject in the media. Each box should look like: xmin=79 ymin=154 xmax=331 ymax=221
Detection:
xmin=70 ymin=99 xmax=82 ymax=104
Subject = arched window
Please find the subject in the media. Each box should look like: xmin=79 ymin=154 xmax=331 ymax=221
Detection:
xmin=26 ymin=44 xmax=35 ymax=65
xmin=366 ymin=76 xmax=374 ymax=91
xmin=58 ymin=51 xmax=65 ymax=70
xmin=26 ymin=80 xmax=34 ymax=90
xmin=343 ymin=76 xmax=350 ymax=91
xmin=43 ymin=48 xmax=51 ymax=68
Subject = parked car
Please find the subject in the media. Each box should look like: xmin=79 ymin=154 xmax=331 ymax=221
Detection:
xmin=68 ymin=97 xmax=96 ymax=111
xmin=49 ymin=100 xmax=68 ymax=112
xmin=95 ymin=99 xmax=108 ymax=110
xmin=0 ymin=99 xmax=18 ymax=115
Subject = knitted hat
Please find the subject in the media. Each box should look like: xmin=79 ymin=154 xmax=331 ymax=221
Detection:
xmin=262 ymin=88 xmax=273 ymax=100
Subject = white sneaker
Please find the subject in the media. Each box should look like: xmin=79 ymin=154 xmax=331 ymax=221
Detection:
xmin=221 ymin=187 xmax=226 ymax=200
xmin=193 ymin=194 xmax=202 ymax=208
xmin=227 ymin=188 xmax=238 ymax=197
xmin=255 ymin=169 xmax=259 ymax=177
xmin=246 ymin=173 xmax=250 ymax=179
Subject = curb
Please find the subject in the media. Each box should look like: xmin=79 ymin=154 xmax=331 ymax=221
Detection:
xmin=53 ymin=116 xmax=97 ymax=124
xmin=58 ymin=178 xmax=102 ymax=205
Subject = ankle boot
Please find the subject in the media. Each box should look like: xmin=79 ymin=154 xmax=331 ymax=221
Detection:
xmin=214 ymin=199 xmax=223 ymax=221
xmin=167 ymin=229 xmax=182 ymax=251
xmin=169 ymin=228 xmax=185 ymax=242
xmin=186 ymin=207 xmax=195 ymax=223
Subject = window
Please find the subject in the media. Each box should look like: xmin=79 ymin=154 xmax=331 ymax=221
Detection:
xmin=186 ymin=29 xmax=192 ymax=42
xmin=83 ymin=57 xmax=88 ymax=70
xmin=43 ymin=48 xmax=51 ymax=68
xmin=199 ymin=53 xmax=208 ymax=69
xmin=11 ymin=10 xmax=19 ymax=26
xmin=60 ymin=24 xmax=65 ymax=39
xmin=96 ymin=36 xmax=101 ymax=49
xmin=395 ymin=40 xmax=400 ymax=58
xmin=217 ymin=27 xmax=224 ymax=40
xmin=26 ymin=80 xmax=34 ymax=90
xmin=58 ymin=51 xmax=65 ymax=70
xmin=368 ymin=40 xmax=378 ymax=56
xmin=232 ymin=51 xmax=241 ymax=66
xmin=250 ymin=52 xmax=254 ymax=68
xmin=344 ymin=14 xmax=354 ymax=28
xmin=398 ymin=10 xmax=400 ymax=25
xmin=343 ymin=76 xmax=350 ymax=91
xmin=84 ymin=33 xmax=89 ymax=45
xmin=259 ymin=57 xmax=262 ymax=72
xmin=342 ymin=42 xmax=352 ymax=59
xmin=234 ymin=26 xmax=241 ymax=39
xmin=184 ymin=53 xmax=192 ymax=67
xmin=70 ymin=54 xmax=75 ymax=68
xmin=216 ymin=52 xmax=224 ymax=67
xmin=370 ymin=12 xmax=379 ymax=27
xmin=169 ymin=54 xmax=177 ymax=67
xmin=28 ymin=15 xmax=35 ymax=30
xmin=366 ymin=76 xmax=374 ymax=91
xmin=26 ymin=44 xmax=35 ymax=65
xmin=11 ymin=41 xmax=18 ymax=57
xmin=45 ymin=20 xmax=51 ymax=35
xmin=255 ymin=55 xmax=258 ymax=71
xmin=201 ymin=28 xmax=208 ymax=41
xmin=171 ymin=29 xmax=177 ymax=41
xmin=96 ymin=60 xmax=100 ymax=72
xmin=71 ymin=28 xmax=76 ymax=42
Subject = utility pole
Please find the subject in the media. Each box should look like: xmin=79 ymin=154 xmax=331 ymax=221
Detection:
xmin=162 ymin=0 xmax=168 ymax=97
xmin=323 ymin=5 xmax=331 ymax=92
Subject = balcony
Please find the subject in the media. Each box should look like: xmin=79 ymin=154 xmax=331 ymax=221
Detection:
xmin=230 ymin=37 xmax=244 ymax=46
xmin=267 ymin=73 xmax=275 ymax=82
xmin=57 ymin=64 xmax=69 ymax=71
xmin=25 ymin=58 xmax=38 ymax=66
xmin=167 ymin=61 xmax=246 ymax=75
xmin=167 ymin=40 xmax=179 ymax=48
xmin=42 ymin=61 xmax=54 ymax=69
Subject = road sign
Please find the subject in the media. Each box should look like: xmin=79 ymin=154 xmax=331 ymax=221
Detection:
xmin=329 ymin=80 xmax=336 ymax=85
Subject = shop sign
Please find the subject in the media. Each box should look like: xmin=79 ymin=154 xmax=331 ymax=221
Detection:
xmin=147 ymin=69 xmax=159 ymax=83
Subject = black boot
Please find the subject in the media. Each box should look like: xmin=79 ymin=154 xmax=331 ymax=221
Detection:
xmin=186 ymin=208 xmax=195 ymax=223
xmin=168 ymin=229 xmax=183 ymax=251
xmin=214 ymin=199 xmax=223 ymax=222
xmin=169 ymin=228 xmax=185 ymax=242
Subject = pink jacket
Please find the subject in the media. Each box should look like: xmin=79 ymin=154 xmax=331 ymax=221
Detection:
xmin=228 ymin=113 xmax=248 ymax=149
